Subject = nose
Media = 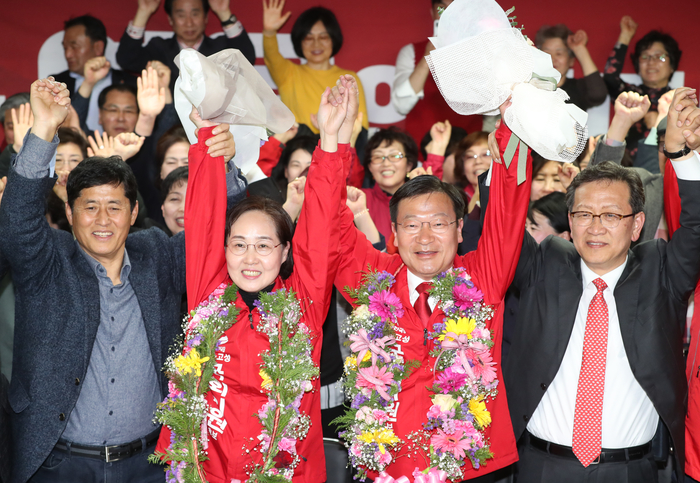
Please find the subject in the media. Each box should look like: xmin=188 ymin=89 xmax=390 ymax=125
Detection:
xmin=96 ymin=206 xmax=110 ymax=226
xmin=116 ymin=109 xmax=125 ymax=121
xmin=242 ymin=245 xmax=258 ymax=263
xmin=587 ymin=216 xmax=607 ymax=234
xmin=416 ymin=223 xmax=435 ymax=244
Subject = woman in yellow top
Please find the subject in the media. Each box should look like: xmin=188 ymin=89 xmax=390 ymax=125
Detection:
xmin=263 ymin=0 xmax=370 ymax=134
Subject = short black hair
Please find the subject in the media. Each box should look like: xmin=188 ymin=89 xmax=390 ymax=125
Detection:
xmin=98 ymin=84 xmax=138 ymax=111
xmin=164 ymin=0 xmax=209 ymax=16
xmin=66 ymin=157 xmax=139 ymax=212
xmin=58 ymin=127 xmax=89 ymax=159
xmin=161 ymin=166 xmax=188 ymax=204
xmin=364 ymin=127 xmax=419 ymax=171
xmin=0 ymin=92 xmax=30 ymax=124
xmin=565 ymin=161 xmax=645 ymax=214
xmin=632 ymin=30 xmax=682 ymax=75
xmin=390 ymin=175 xmax=465 ymax=224
xmin=271 ymin=135 xmax=318 ymax=191
xmin=225 ymin=196 xmax=295 ymax=279
xmin=535 ymin=24 xmax=574 ymax=58
xmin=419 ymin=125 xmax=468 ymax=161
xmin=291 ymin=7 xmax=343 ymax=59
xmin=529 ymin=192 xmax=569 ymax=234
xmin=64 ymin=15 xmax=107 ymax=46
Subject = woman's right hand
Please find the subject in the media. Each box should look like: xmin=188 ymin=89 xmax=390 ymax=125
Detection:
xmin=263 ymin=0 xmax=291 ymax=36
xmin=618 ymin=15 xmax=638 ymax=45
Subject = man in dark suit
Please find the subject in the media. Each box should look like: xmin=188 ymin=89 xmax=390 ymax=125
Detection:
xmin=116 ymin=0 xmax=255 ymax=92
xmin=502 ymin=87 xmax=700 ymax=483
xmin=52 ymin=15 xmax=136 ymax=133
xmin=0 ymin=78 xmax=240 ymax=482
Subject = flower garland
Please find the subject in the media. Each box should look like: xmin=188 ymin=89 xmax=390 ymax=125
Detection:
xmin=334 ymin=269 xmax=420 ymax=481
xmin=149 ymin=283 xmax=318 ymax=483
xmin=338 ymin=267 xmax=497 ymax=482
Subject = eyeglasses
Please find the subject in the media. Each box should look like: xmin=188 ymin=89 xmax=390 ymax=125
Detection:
xmin=639 ymin=53 xmax=668 ymax=63
xmin=396 ymin=220 xmax=457 ymax=234
xmin=464 ymin=151 xmax=492 ymax=162
xmin=227 ymin=241 xmax=283 ymax=256
xmin=302 ymin=33 xmax=331 ymax=45
xmin=570 ymin=211 xmax=635 ymax=228
xmin=370 ymin=152 xmax=405 ymax=165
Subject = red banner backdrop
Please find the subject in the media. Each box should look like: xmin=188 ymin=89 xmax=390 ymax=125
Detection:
xmin=1 ymin=0 xmax=698 ymax=144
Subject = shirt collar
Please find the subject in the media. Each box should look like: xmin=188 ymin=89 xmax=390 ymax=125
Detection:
xmin=580 ymin=256 xmax=628 ymax=293
xmin=407 ymin=267 xmax=452 ymax=295
xmin=77 ymin=241 xmax=132 ymax=283
xmin=177 ymin=36 xmax=204 ymax=52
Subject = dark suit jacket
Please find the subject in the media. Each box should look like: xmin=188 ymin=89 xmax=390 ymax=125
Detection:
xmin=116 ymin=30 xmax=255 ymax=92
xmin=503 ymin=175 xmax=700 ymax=479
xmin=0 ymin=168 xmax=186 ymax=483
xmin=51 ymin=68 xmax=136 ymax=97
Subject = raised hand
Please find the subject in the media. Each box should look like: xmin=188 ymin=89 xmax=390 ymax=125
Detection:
xmin=408 ymin=165 xmax=434 ymax=179
xmin=53 ymin=170 xmax=69 ymax=203
xmin=317 ymin=85 xmax=349 ymax=151
xmin=134 ymin=0 xmax=160 ymax=27
xmin=263 ymin=0 xmax=292 ymax=36
xmin=567 ymin=30 xmax=588 ymax=51
xmin=114 ymin=132 xmax=145 ymax=161
xmin=283 ymin=176 xmax=306 ymax=220
xmin=346 ymin=186 xmax=368 ymax=214
xmin=614 ymin=92 xmax=651 ymax=125
xmin=426 ymin=120 xmax=452 ymax=156
xmin=666 ymin=87 xmax=698 ymax=153
xmin=350 ymin=111 xmax=363 ymax=148
xmin=488 ymin=121 xmax=502 ymax=164
xmin=84 ymin=57 xmax=111 ymax=85
xmin=137 ymin=67 xmax=166 ymax=118
xmin=272 ymin=123 xmax=299 ymax=144
xmin=619 ymin=15 xmax=638 ymax=44
xmin=656 ymin=90 xmax=675 ymax=127
xmin=30 ymin=77 xmax=71 ymax=141
xmin=209 ymin=0 xmax=232 ymax=21
xmin=11 ymin=103 xmax=34 ymax=151
xmin=87 ymin=130 xmax=116 ymax=158
xmin=557 ymin=162 xmax=580 ymax=191
xmin=207 ymin=123 xmax=236 ymax=162
xmin=337 ymin=75 xmax=360 ymax=145
xmin=146 ymin=60 xmax=172 ymax=103
xmin=63 ymin=104 xmax=83 ymax=133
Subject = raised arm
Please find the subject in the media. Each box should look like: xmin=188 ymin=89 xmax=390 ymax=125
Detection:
xmin=567 ymin=30 xmax=607 ymax=109
xmin=591 ymin=91 xmax=650 ymax=166
xmin=461 ymin=116 xmax=532 ymax=305
xmin=603 ymin=16 xmax=639 ymax=99
xmin=116 ymin=0 xmax=162 ymax=73
xmin=262 ymin=0 xmax=294 ymax=88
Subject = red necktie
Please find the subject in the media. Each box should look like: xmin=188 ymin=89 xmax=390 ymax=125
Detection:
xmin=572 ymin=277 xmax=609 ymax=467
xmin=414 ymin=282 xmax=432 ymax=327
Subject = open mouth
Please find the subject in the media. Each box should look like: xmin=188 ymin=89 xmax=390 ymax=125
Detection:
xmin=380 ymin=169 xmax=396 ymax=178
xmin=242 ymin=270 xmax=262 ymax=279
xmin=176 ymin=217 xmax=184 ymax=228
xmin=92 ymin=231 xmax=114 ymax=240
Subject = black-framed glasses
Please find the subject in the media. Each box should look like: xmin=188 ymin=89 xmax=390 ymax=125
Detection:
xmin=227 ymin=241 xmax=283 ymax=256
xmin=570 ymin=211 xmax=635 ymax=228
xmin=370 ymin=152 xmax=405 ymax=165
xmin=396 ymin=220 xmax=457 ymax=234
xmin=639 ymin=53 xmax=668 ymax=63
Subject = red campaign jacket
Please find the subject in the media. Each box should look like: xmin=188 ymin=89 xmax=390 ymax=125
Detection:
xmin=257 ymin=139 xmax=284 ymax=177
xmin=336 ymin=123 xmax=531 ymax=480
xmin=362 ymin=154 xmax=445 ymax=241
xmin=156 ymin=127 xmax=348 ymax=483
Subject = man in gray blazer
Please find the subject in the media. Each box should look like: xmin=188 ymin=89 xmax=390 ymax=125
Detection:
xmin=0 ymin=78 xmax=241 ymax=482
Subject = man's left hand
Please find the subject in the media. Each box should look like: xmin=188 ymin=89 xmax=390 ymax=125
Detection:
xmin=209 ymin=0 xmax=232 ymax=21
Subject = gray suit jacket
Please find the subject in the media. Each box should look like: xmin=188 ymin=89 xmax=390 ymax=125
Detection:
xmin=591 ymin=140 xmax=663 ymax=244
xmin=0 ymin=167 xmax=186 ymax=483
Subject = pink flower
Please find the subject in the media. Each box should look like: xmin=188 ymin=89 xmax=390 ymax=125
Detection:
xmin=201 ymin=417 xmax=209 ymax=450
xmin=375 ymin=450 xmax=392 ymax=465
xmin=355 ymin=406 xmax=373 ymax=422
xmin=278 ymin=437 xmax=297 ymax=454
xmin=373 ymin=409 xmax=389 ymax=424
xmin=427 ymin=404 xmax=443 ymax=419
xmin=350 ymin=443 xmax=362 ymax=456
xmin=472 ymin=352 xmax=497 ymax=383
xmin=436 ymin=367 xmax=468 ymax=393
xmin=356 ymin=364 xmax=395 ymax=401
xmin=369 ymin=290 xmax=404 ymax=321
xmin=452 ymin=283 xmax=483 ymax=310
xmin=431 ymin=428 xmax=472 ymax=460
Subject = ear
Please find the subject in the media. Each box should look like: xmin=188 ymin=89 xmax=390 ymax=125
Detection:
xmin=168 ymin=15 xmax=174 ymax=27
xmin=65 ymin=201 xmax=73 ymax=226
xmin=391 ymin=223 xmax=399 ymax=248
xmin=631 ymin=211 xmax=645 ymax=242
xmin=281 ymin=241 xmax=291 ymax=263
xmin=557 ymin=231 xmax=572 ymax=242
xmin=567 ymin=55 xmax=575 ymax=69
xmin=130 ymin=200 xmax=139 ymax=226
xmin=456 ymin=217 xmax=464 ymax=244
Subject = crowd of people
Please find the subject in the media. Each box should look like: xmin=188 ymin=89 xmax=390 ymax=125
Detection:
xmin=0 ymin=0 xmax=699 ymax=483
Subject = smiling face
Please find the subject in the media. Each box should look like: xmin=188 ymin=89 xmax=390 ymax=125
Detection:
xmin=541 ymin=37 xmax=574 ymax=78
xmin=526 ymin=210 xmax=569 ymax=244
xmin=66 ymin=183 xmax=138 ymax=267
xmin=284 ymin=148 xmax=313 ymax=183
xmin=225 ymin=210 xmax=290 ymax=292
xmin=63 ymin=25 xmax=104 ymax=75
xmin=368 ymin=140 xmax=410 ymax=195
xmin=569 ymin=180 xmax=644 ymax=276
xmin=531 ymin=161 xmax=563 ymax=201
xmin=301 ymin=20 xmax=333 ymax=65
xmin=168 ymin=0 xmax=207 ymax=46
xmin=638 ymin=41 xmax=673 ymax=89
xmin=99 ymin=90 xmax=138 ymax=138
xmin=462 ymin=142 xmax=492 ymax=188
xmin=56 ymin=142 xmax=84 ymax=174
xmin=160 ymin=141 xmax=190 ymax=179
xmin=392 ymin=192 xmax=463 ymax=281
xmin=162 ymin=180 xmax=187 ymax=235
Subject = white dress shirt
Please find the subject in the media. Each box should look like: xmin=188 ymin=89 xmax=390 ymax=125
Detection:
xmin=392 ymin=43 xmax=423 ymax=116
xmin=407 ymin=269 xmax=438 ymax=312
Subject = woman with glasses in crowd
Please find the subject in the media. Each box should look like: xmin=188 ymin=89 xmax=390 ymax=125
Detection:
xmin=603 ymin=15 xmax=682 ymax=160
xmin=262 ymin=0 xmax=370 ymax=136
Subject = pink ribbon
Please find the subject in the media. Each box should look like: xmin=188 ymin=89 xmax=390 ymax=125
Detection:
xmin=349 ymin=328 xmax=394 ymax=366
xmin=375 ymin=468 xmax=448 ymax=483
xmin=357 ymin=365 xmax=393 ymax=401
xmin=435 ymin=331 xmax=474 ymax=377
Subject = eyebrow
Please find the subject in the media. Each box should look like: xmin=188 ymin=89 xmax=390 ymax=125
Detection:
xmin=230 ymin=235 xmax=274 ymax=241
xmin=401 ymin=212 xmax=451 ymax=219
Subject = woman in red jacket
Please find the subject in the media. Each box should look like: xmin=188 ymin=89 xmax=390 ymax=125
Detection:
xmin=153 ymin=79 xmax=355 ymax=482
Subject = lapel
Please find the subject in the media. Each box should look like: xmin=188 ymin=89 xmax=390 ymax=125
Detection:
xmin=393 ymin=266 xmax=445 ymax=341
xmin=613 ymin=251 xmax=641 ymax=361
xmin=127 ymin=248 xmax=163 ymax=377
xmin=557 ymin=254 xmax=583 ymax=355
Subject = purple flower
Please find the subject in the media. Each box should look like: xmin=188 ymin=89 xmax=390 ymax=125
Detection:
xmin=368 ymin=320 xmax=385 ymax=340
xmin=351 ymin=393 xmax=369 ymax=409
xmin=452 ymin=283 xmax=484 ymax=310
xmin=376 ymin=271 xmax=393 ymax=284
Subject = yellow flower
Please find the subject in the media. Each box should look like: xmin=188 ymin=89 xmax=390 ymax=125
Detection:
xmin=259 ymin=369 xmax=273 ymax=390
xmin=438 ymin=317 xmax=476 ymax=341
xmin=431 ymin=394 xmax=457 ymax=412
xmin=469 ymin=398 xmax=492 ymax=428
xmin=345 ymin=356 xmax=358 ymax=370
xmin=358 ymin=429 xmax=400 ymax=453
xmin=174 ymin=349 xmax=210 ymax=378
